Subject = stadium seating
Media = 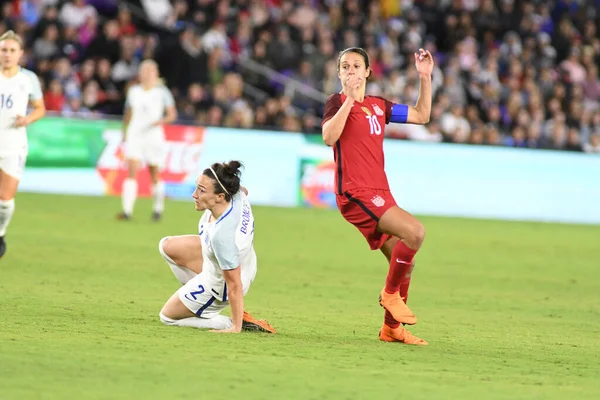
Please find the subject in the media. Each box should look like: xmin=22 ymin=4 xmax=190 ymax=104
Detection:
xmin=1 ymin=0 xmax=599 ymax=152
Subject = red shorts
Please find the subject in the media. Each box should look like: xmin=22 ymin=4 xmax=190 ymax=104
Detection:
xmin=336 ymin=188 xmax=397 ymax=250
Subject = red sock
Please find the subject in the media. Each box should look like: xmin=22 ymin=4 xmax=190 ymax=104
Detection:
xmin=384 ymin=310 xmax=400 ymax=329
xmin=384 ymin=240 xmax=417 ymax=294
xmin=400 ymin=279 xmax=411 ymax=303
xmin=399 ymin=261 xmax=415 ymax=303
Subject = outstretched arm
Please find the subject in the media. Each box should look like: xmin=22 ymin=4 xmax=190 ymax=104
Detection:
xmin=212 ymin=267 xmax=243 ymax=333
xmin=209 ymin=232 xmax=243 ymax=333
xmin=400 ymin=48 xmax=434 ymax=125
xmin=406 ymin=74 xmax=432 ymax=124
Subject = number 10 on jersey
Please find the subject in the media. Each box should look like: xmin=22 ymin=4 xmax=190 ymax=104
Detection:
xmin=366 ymin=115 xmax=381 ymax=135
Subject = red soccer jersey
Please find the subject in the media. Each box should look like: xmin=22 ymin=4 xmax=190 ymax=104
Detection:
xmin=322 ymin=94 xmax=394 ymax=194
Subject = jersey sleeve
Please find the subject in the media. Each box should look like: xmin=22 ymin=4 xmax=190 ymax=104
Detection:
xmin=162 ymin=86 xmax=175 ymax=107
xmin=23 ymin=70 xmax=43 ymax=101
xmin=211 ymin=224 xmax=240 ymax=271
xmin=372 ymin=96 xmax=395 ymax=124
xmin=321 ymin=94 xmax=343 ymax=126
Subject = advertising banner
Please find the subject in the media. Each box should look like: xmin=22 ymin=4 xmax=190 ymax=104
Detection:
xmin=20 ymin=117 xmax=600 ymax=224
xmin=27 ymin=117 xmax=119 ymax=167
xmin=22 ymin=118 xmax=205 ymax=199
xmin=298 ymin=134 xmax=335 ymax=209
xmin=97 ymin=125 xmax=204 ymax=198
xmin=298 ymin=157 xmax=336 ymax=209
xmin=296 ymin=137 xmax=600 ymax=225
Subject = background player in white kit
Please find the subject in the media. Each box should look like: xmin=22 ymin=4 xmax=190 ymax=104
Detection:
xmin=158 ymin=161 xmax=275 ymax=333
xmin=117 ymin=59 xmax=177 ymax=222
xmin=0 ymin=31 xmax=46 ymax=259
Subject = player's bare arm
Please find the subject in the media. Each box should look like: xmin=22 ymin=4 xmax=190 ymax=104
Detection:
xmin=152 ymin=105 xmax=177 ymax=127
xmin=322 ymin=97 xmax=354 ymax=146
xmin=212 ymin=266 xmax=244 ymax=333
xmin=241 ymin=186 xmax=248 ymax=196
xmin=406 ymin=48 xmax=433 ymax=125
xmin=122 ymin=107 xmax=132 ymax=141
xmin=15 ymin=98 xmax=45 ymax=128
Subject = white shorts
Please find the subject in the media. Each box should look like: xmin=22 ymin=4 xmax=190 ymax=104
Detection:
xmin=124 ymin=132 xmax=166 ymax=168
xmin=0 ymin=152 xmax=27 ymax=180
xmin=178 ymin=272 xmax=229 ymax=318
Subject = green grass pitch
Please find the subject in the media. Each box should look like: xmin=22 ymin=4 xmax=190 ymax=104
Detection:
xmin=1 ymin=193 xmax=599 ymax=400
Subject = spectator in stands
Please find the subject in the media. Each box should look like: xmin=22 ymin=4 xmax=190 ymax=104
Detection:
xmin=44 ymin=78 xmax=65 ymax=112
xmin=60 ymin=0 xmax=97 ymax=29
xmin=1 ymin=0 xmax=598 ymax=153
xmin=86 ymin=19 xmax=121 ymax=63
xmin=584 ymin=134 xmax=600 ymax=154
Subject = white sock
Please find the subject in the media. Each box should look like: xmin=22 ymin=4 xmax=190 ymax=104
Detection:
xmin=159 ymin=312 xmax=232 ymax=330
xmin=0 ymin=199 xmax=15 ymax=237
xmin=159 ymin=237 xmax=197 ymax=285
xmin=152 ymin=181 xmax=165 ymax=214
xmin=122 ymin=178 xmax=138 ymax=215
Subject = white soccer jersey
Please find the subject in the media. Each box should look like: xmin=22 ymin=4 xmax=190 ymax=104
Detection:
xmin=125 ymin=84 xmax=175 ymax=136
xmin=0 ymin=68 xmax=42 ymax=156
xmin=198 ymin=191 xmax=257 ymax=302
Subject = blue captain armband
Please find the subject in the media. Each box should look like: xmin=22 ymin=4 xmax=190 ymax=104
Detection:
xmin=390 ymin=104 xmax=409 ymax=123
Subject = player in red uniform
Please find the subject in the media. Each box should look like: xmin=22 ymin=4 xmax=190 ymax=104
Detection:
xmin=322 ymin=47 xmax=433 ymax=345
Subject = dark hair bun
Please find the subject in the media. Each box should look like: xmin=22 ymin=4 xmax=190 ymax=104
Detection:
xmin=205 ymin=160 xmax=243 ymax=200
xmin=223 ymin=160 xmax=243 ymax=179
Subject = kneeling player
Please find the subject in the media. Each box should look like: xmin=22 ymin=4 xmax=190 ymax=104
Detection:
xmin=158 ymin=160 xmax=275 ymax=333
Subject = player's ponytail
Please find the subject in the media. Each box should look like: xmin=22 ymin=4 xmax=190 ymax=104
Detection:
xmin=203 ymin=160 xmax=243 ymax=201
xmin=222 ymin=161 xmax=242 ymax=178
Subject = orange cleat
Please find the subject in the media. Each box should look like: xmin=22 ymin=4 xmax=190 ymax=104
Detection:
xmin=379 ymin=324 xmax=428 ymax=346
xmin=242 ymin=311 xmax=276 ymax=334
xmin=116 ymin=212 xmax=131 ymax=221
xmin=379 ymin=289 xmax=417 ymax=325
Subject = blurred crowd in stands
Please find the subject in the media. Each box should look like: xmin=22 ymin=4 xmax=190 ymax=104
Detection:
xmin=1 ymin=0 xmax=599 ymax=153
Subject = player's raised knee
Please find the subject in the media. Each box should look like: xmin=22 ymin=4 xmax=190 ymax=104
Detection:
xmin=407 ymin=220 xmax=426 ymax=249
xmin=158 ymin=236 xmax=172 ymax=255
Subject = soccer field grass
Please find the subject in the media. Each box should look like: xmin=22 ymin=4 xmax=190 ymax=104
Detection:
xmin=1 ymin=193 xmax=599 ymax=400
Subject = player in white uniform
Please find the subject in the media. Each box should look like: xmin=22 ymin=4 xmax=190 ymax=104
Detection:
xmin=0 ymin=31 xmax=46 ymax=259
xmin=158 ymin=161 xmax=275 ymax=333
xmin=117 ymin=59 xmax=177 ymax=222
